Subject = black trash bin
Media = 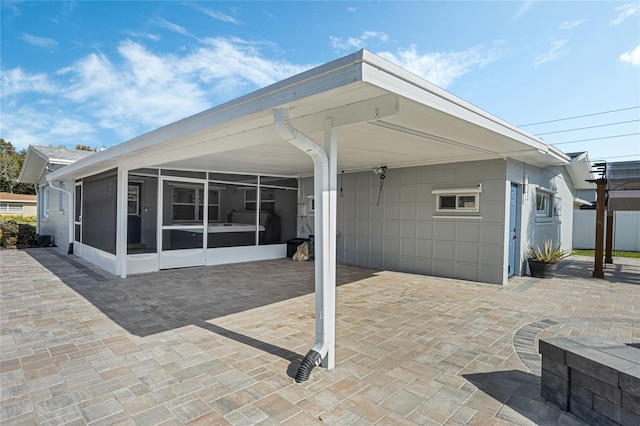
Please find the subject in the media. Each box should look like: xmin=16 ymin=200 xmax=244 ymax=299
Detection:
xmin=287 ymin=238 xmax=307 ymax=258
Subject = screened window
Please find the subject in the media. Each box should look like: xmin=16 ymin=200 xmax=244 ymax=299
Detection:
xmin=41 ymin=188 xmax=49 ymax=219
xmin=435 ymin=193 xmax=479 ymax=212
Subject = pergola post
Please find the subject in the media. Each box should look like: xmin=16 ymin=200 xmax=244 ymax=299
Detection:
xmin=593 ymin=178 xmax=606 ymax=278
xmin=605 ymin=210 xmax=614 ymax=264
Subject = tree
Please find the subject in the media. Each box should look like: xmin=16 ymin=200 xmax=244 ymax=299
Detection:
xmin=75 ymin=144 xmax=97 ymax=152
xmin=0 ymin=139 xmax=35 ymax=194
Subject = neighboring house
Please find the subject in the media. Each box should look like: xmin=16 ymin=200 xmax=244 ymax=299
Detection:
xmin=0 ymin=192 xmax=37 ymax=217
xmin=17 ymin=145 xmax=95 ymax=243
xmin=18 ymin=50 xmax=595 ymax=371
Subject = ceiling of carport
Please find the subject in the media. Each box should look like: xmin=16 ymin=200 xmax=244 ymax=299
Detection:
xmin=155 ymin=95 xmax=562 ymax=176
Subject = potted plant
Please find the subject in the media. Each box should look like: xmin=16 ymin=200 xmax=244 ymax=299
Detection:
xmin=527 ymin=239 xmax=570 ymax=278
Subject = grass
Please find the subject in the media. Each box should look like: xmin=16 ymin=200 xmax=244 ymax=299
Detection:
xmin=573 ymin=249 xmax=640 ymax=259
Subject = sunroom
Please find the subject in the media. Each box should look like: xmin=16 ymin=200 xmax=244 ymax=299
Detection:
xmin=73 ymin=167 xmax=298 ymax=275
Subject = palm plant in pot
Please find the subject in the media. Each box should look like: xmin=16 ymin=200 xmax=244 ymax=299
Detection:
xmin=527 ymin=239 xmax=570 ymax=278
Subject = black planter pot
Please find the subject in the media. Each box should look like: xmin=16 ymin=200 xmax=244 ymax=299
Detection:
xmin=528 ymin=259 xmax=558 ymax=279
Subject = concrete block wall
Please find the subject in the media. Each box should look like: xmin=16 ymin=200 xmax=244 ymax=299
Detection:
xmin=539 ymin=336 xmax=640 ymax=426
xmin=300 ymin=159 xmax=509 ymax=284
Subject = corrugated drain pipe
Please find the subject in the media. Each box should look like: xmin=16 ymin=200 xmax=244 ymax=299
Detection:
xmin=47 ymin=180 xmax=75 ymax=254
xmin=274 ymin=108 xmax=329 ymax=383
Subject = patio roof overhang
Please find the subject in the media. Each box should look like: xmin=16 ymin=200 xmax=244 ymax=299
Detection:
xmin=47 ymin=50 xmax=576 ymax=183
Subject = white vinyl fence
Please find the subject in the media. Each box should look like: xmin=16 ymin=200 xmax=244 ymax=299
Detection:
xmin=573 ymin=210 xmax=640 ymax=251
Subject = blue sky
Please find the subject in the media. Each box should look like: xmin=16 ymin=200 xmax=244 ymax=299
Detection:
xmin=2 ymin=1 xmax=639 ymax=164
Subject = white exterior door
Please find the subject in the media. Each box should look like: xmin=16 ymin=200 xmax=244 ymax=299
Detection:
xmin=159 ymin=177 xmax=207 ymax=269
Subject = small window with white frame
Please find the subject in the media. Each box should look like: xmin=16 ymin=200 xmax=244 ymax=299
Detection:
xmin=535 ymin=188 xmax=553 ymax=218
xmin=0 ymin=204 xmax=24 ymax=213
xmin=433 ymin=186 xmax=482 ymax=213
xmin=58 ymin=192 xmax=65 ymax=214
xmin=41 ymin=187 xmax=49 ymax=219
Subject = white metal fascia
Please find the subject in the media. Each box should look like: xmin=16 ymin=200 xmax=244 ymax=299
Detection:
xmin=358 ymin=51 xmax=563 ymax=157
xmin=566 ymin=151 xmax=596 ymax=190
xmin=47 ymin=52 xmax=368 ymax=183
xmin=17 ymin=148 xmax=37 ymax=183
xmin=574 ymin=197 xmax=592 ymax=206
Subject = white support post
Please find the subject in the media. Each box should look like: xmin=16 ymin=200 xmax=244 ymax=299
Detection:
xmin=116 ymin=166 xmax=128 ymax=278
xmin=322 ymin=118 xmax=337 ymax=369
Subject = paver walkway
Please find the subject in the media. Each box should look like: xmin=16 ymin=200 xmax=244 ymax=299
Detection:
xmin=1 ymin=248 xmax=638 ymax=425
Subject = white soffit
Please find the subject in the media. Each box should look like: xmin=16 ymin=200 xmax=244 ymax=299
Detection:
xmin=48 ymin=50 xmax=569 ymax=181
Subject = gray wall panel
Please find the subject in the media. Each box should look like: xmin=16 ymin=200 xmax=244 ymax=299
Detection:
xmin=301 ymin=159 xmax=520 ymax=284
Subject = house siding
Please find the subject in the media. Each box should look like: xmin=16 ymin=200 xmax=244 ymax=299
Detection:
xmin=300 ymin=159 xmax=510 ymax=284
xmin=38 ymin=181 xmax=73 ymax=251
xmin=507 ymin=160 xmax=576 ymax=272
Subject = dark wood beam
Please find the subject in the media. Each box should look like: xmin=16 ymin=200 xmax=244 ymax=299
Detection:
xmin=605 ymin=210 xmax=614 ymax=264
xmin=593 ymin=179 xmax=606 ymax=278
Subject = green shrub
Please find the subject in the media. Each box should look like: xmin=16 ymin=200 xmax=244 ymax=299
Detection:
xmin=0 ymin=220 xmax=38 ymax=247
xmin=0 ymin=215 xmax=36 ymax=224
xmin=0 ymin=220 xmax=18 ymax=247
xmin=19 ymin=223 xmax=37 ymax=246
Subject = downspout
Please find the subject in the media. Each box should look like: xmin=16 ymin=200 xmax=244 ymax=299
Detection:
xmin=48 ymin=179 xmax=75 ymax=254
xmin=34 ymin=185 xmax=40 ymax=235
xmin=274 ymin=108 xmax=331 ymax=383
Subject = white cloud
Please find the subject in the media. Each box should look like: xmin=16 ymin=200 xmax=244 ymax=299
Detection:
xmin=0 ymin=107 xmax=97 ymax=150
xmin=533 ymin=39 xmax=568 ymax=68
xmin=152 ymin=18 xmax=189 ymax=35
xmin=123 ymin=31 xmax=161 ymax=42
xmin=58 ymin=41 xmax=211 ymax=138
xmin=180 ymin=37 xmax=311 ymax=92
xmin=620 ymin=45 xmax=640 ymax=65
xmin=1 ymin=68 xmax=57 ymax=96
xmin=330 ymin=31 xmax=389 ymax=50
xmin=512 ymin=0 xmax=535 ymax=22
xmin=2 ymin=37 xmax=315 ymax=146
xmin=377 ymin=45 xmax=500 ymax=88
xmin=196 ymin=6 xmax=241 ymax=24
xmin=559 ymin=19 xmax=586 ymax=30
xmin=610 ymin=3 xmax=640 ymax=25
xmin=21 ymin=33 xmax=58 ymax=50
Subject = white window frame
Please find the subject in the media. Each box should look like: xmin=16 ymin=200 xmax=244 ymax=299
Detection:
xmin=535 ymin=188 xmax=553 ymax=218
xmin=41 ymin=187 xmax=49 ymax=219
xmin=244 ymin=188 xmax=275 ymax=212
xmin=0 ymin=203 xmax=24 ymax=213
xmin=58 ymin=192 xmax=65 ymax=214
xmin=207 ymin=188 xmax=220 ymax=222
xmin=171 ymin=185 xmax=220 ymax=223
xmin=432 ymin=186 xmax=482 ymax=213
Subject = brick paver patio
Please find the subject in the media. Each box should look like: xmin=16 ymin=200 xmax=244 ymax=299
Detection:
xmin=1 ymin=248 xmax=638 ymax=425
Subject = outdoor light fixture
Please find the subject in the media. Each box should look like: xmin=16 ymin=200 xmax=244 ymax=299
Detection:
xmin=373 ymin=166 xmax=387 ymax=175
xmin=374 ymin=166 xmax=387 ymax=206
xmin=524 ymin=175 xmax=529 ymax=201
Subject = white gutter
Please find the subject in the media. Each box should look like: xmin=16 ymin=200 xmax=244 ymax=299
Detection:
xmin=273 ymin=108 xmax=334 ymax=381
xmin=47 ymin=179 xmax=75 ymax=253
xmin=34 ymin=185 xmax=40 ymax=234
